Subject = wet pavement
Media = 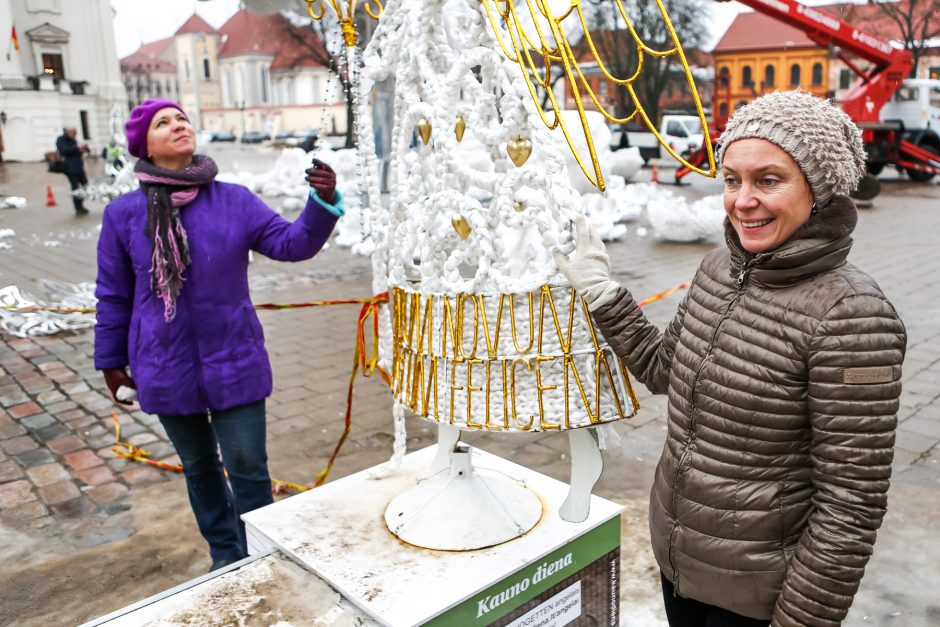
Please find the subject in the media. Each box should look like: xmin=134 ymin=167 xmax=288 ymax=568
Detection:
xmin=1 ymin=147 xmax=938 ymax=626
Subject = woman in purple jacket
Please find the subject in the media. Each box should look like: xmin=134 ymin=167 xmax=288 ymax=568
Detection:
xmin=94 ymin=99 xmax=342 ymax=570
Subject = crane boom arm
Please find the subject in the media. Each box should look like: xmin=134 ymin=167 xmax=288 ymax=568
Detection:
xmin=724 ymin=0 xmax=913 ymax=122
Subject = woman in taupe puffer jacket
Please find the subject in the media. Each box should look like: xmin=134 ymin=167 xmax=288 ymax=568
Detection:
xmin=555 ymin=91 xmax=906 ymax=626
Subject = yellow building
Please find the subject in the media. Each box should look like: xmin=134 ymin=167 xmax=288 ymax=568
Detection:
xmin=711 ymin=12 xmax=829 ymax=126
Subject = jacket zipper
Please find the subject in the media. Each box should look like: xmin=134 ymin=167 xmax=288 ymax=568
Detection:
xmin=667 ymin=258 xmax=753 ymax=596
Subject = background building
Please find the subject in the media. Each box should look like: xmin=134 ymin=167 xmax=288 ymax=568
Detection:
xmin=711 ymin=1 xmax=939 ymax=127
xmin=120 ymin=8 xmax=347 ymax=140
xmin=0 ymin=0 xmax=126 ymax=162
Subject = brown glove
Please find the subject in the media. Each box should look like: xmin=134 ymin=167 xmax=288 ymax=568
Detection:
xmin=102 ymin=367 xmax=137 ymax=405
xmin=305 ymin=158 xmax=337 ymax=204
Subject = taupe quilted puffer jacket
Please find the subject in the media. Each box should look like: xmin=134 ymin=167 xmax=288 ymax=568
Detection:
xmin=592 ymin=196 xmax=906 ymax=625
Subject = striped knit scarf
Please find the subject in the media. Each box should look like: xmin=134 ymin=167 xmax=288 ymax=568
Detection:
xmin=134 ymin=155 xmax=218 ymax=322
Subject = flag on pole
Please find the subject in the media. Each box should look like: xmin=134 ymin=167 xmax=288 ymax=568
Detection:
xmin=10 ymin=26 xmax=19 ymax=52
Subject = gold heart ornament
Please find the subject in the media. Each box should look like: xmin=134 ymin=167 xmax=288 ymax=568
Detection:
xmin=507 ymin=136 xmax=532 ymax=167
xmin=513 ymin=201 xmax=525 ymax=213
xmin=451 ymin=215 xmax=472 ymax=240
xmin=455 ymin=115 xmax=466 ymax=142
xmin=417 ymin=118 xmax=432 ymax=145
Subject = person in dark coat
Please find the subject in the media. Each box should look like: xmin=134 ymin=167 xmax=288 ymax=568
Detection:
xmin=55 ymin=127 xmax=89 ymax=215
xmin=94 ymin=98 xmax=343 ymax=571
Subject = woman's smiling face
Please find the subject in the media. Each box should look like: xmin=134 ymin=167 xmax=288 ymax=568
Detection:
xmin=721 ymin=138 xmax=815 ymax=254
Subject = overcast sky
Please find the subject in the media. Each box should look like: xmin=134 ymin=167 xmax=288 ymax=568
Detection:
xmin=110 ymin=0 xmax=755 ymax=59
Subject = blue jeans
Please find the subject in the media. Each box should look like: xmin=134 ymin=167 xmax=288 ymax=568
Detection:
xmin=159 ymin=399 xmax=274 ymax=562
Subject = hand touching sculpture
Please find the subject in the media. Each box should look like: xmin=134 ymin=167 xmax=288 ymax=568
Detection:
xmin=553 ymin=217 xmax=620 ymax=311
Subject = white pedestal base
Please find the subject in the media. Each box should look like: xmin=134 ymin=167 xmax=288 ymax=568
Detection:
xmin=243 ymin=445 xmax=622 ymax=626
xmin=384 ymin=443 xmax=542 ymax=550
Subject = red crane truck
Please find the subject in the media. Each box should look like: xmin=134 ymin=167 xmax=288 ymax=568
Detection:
xmin=676 ymin=0 xmax=940 ymax=197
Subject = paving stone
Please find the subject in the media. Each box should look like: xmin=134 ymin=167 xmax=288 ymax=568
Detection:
xmin=901 ymin=414 xmax=940 ymax=439
xmin=36 ymin=390 xmax=66 ymax=405
xmin=117 ymin=423 xmax=146 ymax=439
xmin=7 ymin=402 xmax=42 ymax=419
xmin=0 ymin=460 xmax=24 ymax=483
xmin=46 ymin=435 xmax=85 ymax=455
xmin=0 ymin=500 xmax=47 ymax=522
xmin=50 ymin=496 xmax=98 ymax=518
xmin=0 ymin=435 xmax=39 ymax=455
xmin=64 ymin=449 xmax=104 ymax=471
xmin=106 ymin=458 xmax=132 ymax=472
xmin=20 ymin=413 xmax=56 ymax=430
xmin=0 ymin=480 xmax=37 ymax=509
xmin=0 ymin=392 xmax=29 ymax=408
xmin=13 ymin=447 xmax=55 ymax=468
xmin=87 ymin=435 xmax=117 ymax=450
xmin=75 ymin=465 xmax=115 ymax=487
xmin=61 ymin=381 xmax=90 ymax=396
xmin=38 ymin=480 xmax=82 ymax=505
xmin=81 ymin=424 xmax=107 ymax=439
xmin=34 ymin=423 xmax=72 ymax=443
xmin=57 ymin=408 xmax=88 ymax=422
xmin=46 ymin=400 xmax=78 ymax=415
xmin=26 ymin=463 xmax=71 ymax=487
xmin=87 ymin=482 xmax=130 ymax=505
xmin=121 ymin=465 xmax=165 ymax=485
xmin=0 ymin=417 xmax=26 ymax=439
xmin=895 ymin=430 xmax=939 ymax=455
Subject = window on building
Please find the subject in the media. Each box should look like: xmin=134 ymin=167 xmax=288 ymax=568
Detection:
xmin=223 ymin=69 xmax=232 ymax=105
xmin=155 ymin=81 xmax=162 ymax=96
xmin=167 ymin=79 xmax=172 ymax=94
xmin=929 ymin=65 xmax=940 ymax=80
xmin=742 ymin=65 xmax=753 ymax=88
xmin=203 ymin=57 xmax=211 ymax=79
xmin=812 ymin=62 xmax=823 ymax=86
xmin=261 ymin=67 xmax=270 ymax=103
xmin=790 ymin=64 xmax=801 ymax=86
xmin=764 ymin=65 xmax=775 ymax=88
xmin=42 ymin=53 xmax=65 ymax=80
xmin=718 ymin=66 xmax=730 ymax=88
xmin=185 ymin=60 xmax=190 ymax=80
xmin=839 ymin=68 xmax=853 ymax=90
xmin=930 ymin=86 xmax=940 ymax=108
xmin=719 ymin=102 xmax=728 ymax=118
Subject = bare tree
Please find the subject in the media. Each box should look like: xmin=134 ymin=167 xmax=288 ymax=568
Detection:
xmin=276 ymin=9 xmax=377 ymax=148
xmin=583 ymin=0 xmax=708 ymax=125
xmin=865 ymin=0 xmax=940 ymax=76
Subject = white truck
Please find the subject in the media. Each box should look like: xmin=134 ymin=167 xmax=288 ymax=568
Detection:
xmin=609 ymin=114 xmax=705 ymax=164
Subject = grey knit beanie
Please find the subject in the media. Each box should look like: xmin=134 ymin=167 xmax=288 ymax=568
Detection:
xmin=717 ymin=90 xmax=867 ymax=206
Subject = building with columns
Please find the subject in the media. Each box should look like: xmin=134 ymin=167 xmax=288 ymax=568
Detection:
xmin=0 ymin=0 xmax=126 ymax=162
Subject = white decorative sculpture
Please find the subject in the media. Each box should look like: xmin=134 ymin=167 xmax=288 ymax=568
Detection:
xmin=357 ymin=0 xmax=639 ymax=547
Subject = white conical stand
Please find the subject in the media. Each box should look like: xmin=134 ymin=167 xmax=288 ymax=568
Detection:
xmin=384 ymin=428 xmax=542 ymax=551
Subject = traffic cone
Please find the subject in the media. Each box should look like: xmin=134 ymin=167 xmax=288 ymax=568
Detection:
xmin=651 ymin=164 xmax=660 ymax=184
xmin=45 ymin=185 xmax=57 ymax=207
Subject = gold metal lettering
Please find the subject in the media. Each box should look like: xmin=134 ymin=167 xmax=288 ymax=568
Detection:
xmin=535 ymin=355 xmax=559 ymax=430
xmin=449 ymin=358 xmax=464 ymax=424
xmin=459 ymin=294 xmax=481 ymax=359
xmin=510 ymin=358 xmax=533 ymax=430
xmin=479 ymin=293 xmax=504 ymax=360
xmin=465 ymin=358 xmax=483 ymax=428
xmin=509 ymin=293 xmax=535 ymax=354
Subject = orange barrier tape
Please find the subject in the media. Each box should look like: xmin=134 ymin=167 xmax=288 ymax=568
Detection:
xmin=107 ymin=282 xmax=688 ymax=494
xmin=637 ymin=281 xmax=690 ymax=308
xmin=2 ymin=296 xmax=384 ymax=315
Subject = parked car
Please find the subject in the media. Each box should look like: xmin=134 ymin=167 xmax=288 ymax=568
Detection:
xmin=211 ymin=131 xmax=236 ymax=142
xmin=609 ymin=115 xmax=704 ymax=163
xmin=240 ymin=131 xmax=270 ymax=144
xmin=288 ymin=128 xmax=319 ymax=149
xmin=274 ymin=130 xmax=294 ymax=141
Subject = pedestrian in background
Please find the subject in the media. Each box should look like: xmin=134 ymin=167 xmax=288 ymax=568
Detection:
xmin=93 ymin=98 xmax=343 ymax=571
xmin=55 ymin=127 xmax=89 ymax=215
xmin=555 ymin=90 xmax=906 ymax=626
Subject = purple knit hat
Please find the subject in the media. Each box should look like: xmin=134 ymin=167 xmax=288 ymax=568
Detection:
xmin=125 ymin=99 xmax=187 ymax=159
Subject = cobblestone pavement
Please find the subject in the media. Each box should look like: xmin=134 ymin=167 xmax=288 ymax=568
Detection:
xmin=1 ymin=149 xmax=939 ymax=626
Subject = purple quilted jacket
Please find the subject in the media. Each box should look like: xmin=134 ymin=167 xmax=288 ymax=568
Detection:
xmin=94 ymin=182 xmax=339 ymax=415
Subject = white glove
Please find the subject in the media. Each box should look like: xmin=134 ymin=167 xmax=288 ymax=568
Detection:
xmin=552 ymin=217 xmax=620 ymax=311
